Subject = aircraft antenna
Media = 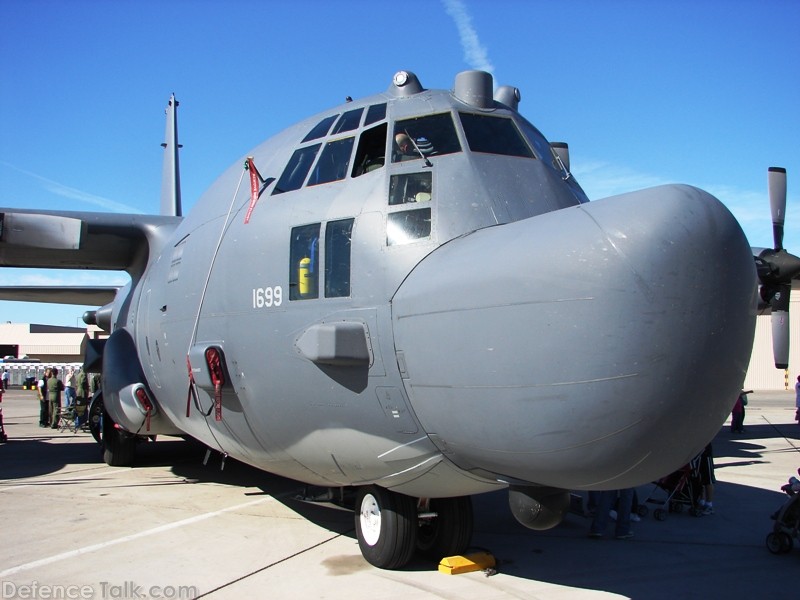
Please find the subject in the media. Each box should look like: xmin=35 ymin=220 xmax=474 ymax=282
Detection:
xmin=160 ymin=94 xmax=183 ymax=217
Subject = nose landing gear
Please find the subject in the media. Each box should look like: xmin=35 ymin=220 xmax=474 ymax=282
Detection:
xmin=354 ymin=485 xmax=473 ymax=569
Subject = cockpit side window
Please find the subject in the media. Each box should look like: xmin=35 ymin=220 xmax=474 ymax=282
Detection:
xmin=272 ymin=144 xmax=322 ymax=195
xmin=325 ymin=218 xmax=354 ymax=298
xmin=332 ymin=108 xmax=364 ymax=134
xmin=302 ymin=115 xmax=338 ymax=143
xmin=392 ymin=113 xmax=461 ymax=163
xmin=387 ymin=208 xmax=431 ymax=246
xmin=459 ymin=113 xmax=534 ymax=158
xmin=307 ymin=137 xmax=355 ymax=186
xmin=389 ymin=172 xmax=431 ymax=205
xmin=352 ymin=123 xmax=387 ymax=177
xmin=290 ymin=223 xmax=320 ymax=300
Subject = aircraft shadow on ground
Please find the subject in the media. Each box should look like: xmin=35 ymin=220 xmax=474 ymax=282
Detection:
xmin=0 ymin=433 xmax=101 ymax=480
xmin=164 ymin=450 xmax=795 ymax=595
xmin=467 ymin=482 xmax=792 ymax=598
xmin=0 ymin=432 xmax=221 ymax=481
xmin=165 ymin=443 xmax=356 ymax=537
xmin=151 ymin=429 xmax=798 ymax=594
xmin=7 ymin=428 xmax=794 ymax=594
xmin=151 ymin=430 xmax=799 ymax=594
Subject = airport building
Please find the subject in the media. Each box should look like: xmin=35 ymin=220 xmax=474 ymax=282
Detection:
xmin=743 ymin=304 xmax=800 ymax=390
xmin=1 ymin=306 xmax=799 ymax=390
xmin=0 ymin=322 xmax=107 ymax=385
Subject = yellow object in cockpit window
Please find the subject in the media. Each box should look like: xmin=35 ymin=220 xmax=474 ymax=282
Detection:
xmin=298 ymin=257 xmax=312 ymax=297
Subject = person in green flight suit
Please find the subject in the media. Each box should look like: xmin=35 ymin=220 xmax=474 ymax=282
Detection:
xmin=48 ymin=367 xmax=65 ymax=429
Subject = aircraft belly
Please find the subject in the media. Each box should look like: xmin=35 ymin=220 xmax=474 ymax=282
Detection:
xmin=393 ymin=184 xmax=757 ymax=490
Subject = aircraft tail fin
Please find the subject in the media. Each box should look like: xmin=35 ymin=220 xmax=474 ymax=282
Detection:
xmin=160 ymin=94 xmax=182 ymax=218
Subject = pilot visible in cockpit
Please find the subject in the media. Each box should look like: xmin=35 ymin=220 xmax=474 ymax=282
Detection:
xmin=394 ymin=133 xmax=434 ymax=161
xmin=394 ymin=133 xmax=415 ymax=160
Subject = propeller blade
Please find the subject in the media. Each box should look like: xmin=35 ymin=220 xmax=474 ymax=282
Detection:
xmin=769 ymin=166 xmax=787 ymax=251
xmin=770 ymin=282 xmax=791 ymax=369
xmin=772 ymin=310 xmax=790 ymax=369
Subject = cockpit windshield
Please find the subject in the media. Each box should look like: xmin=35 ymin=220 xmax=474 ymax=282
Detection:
xmin=392 ymin=113 xmax=461 ymax=163
xmin=458 ymin=113 xmax=534 ymax=158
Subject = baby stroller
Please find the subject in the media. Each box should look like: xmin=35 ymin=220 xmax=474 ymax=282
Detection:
xmin=645 ymin=455 xmax=703 ymax=520
xmin=766 ymin=473 xmax=800 ymax=554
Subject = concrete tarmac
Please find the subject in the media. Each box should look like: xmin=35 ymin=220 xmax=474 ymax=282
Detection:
xmin=1 ymin=388 xmax=799 ymax=599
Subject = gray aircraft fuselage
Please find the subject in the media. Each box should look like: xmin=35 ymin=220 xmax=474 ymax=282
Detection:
xmin=0 ymin=70 xmax=763 ymax=568
xmin=96 ymin=70 xmax=756 ymax=498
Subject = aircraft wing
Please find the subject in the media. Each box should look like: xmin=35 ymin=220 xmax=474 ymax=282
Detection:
xmin=0 ymin=286 xmax=119 ymax=306
xmin=0 ymin=208 xmax=181 ymax=273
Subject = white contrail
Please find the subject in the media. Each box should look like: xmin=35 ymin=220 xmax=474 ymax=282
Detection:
xmin=0 ymin=160 xmax=142 ymax=213
xmin=442 ymin=0 xmax=494 ymax=74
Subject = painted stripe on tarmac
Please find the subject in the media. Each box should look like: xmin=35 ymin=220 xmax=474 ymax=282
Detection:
xmin=0 ymin=497 xmax=270 ymax=577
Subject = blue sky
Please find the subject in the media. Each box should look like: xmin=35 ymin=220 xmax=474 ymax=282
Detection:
xmin=1 ymin=0 xmax=799 ymax=326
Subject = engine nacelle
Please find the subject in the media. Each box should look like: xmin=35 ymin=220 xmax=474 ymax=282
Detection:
xmin=508 ymin=485 xmax=571 ymax=530
xmin=102 ymin=328 xmax=180 ymax=435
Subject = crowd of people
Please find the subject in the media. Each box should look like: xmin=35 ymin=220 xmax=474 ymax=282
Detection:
xmin=586 ymin=441 xmax=717 ymax=540
xmin=585 ymin=384 xmax=778 ymax=540
xmin=587 ymin=380 xmax=800 ymax=540
xmin=36 ymin=366 xmax=100 ymax=431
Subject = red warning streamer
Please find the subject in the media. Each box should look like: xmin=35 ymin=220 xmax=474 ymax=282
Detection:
xmin=244 ymin=157 xmax=263 ymax=224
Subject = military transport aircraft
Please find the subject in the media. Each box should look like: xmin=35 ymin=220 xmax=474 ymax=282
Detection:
xmin=1 ymin=70 xmax=797 ymax=569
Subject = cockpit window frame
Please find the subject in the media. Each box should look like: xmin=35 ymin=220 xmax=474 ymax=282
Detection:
xmin=307 ymin=136 xmax=356 ymax=187
xmin=458 ymin=112 xmax=535 ymax=159
xmin=272 ymin=143 xmax=322 ymax=195
xmin=364 ymin=103 xmax=387 ymax=126
xmin=391 ymin=112 xmax=462 ymax=163
xmin=352 ymin=122 xmax=387 ymax=178
xmin=332 ymin=108 xmax=365 ymax=135
xmin=302 ymin=115 xmax=339 ymax=143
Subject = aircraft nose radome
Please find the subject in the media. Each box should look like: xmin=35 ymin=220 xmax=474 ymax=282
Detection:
xmin=392 ymin=185 xmax=757 ymax=490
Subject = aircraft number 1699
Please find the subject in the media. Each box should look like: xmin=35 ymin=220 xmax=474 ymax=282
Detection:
xmin=252 ymin=286 xmax=283 ymax=308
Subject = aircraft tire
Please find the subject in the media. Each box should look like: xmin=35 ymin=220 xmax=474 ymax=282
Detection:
xmin=102 ymin=410 xmax=136 ymax=467
xmin=355 ymin=485 xmax=417 ymax=569
xmin=416 ymin=496 xmax=473 ymax=561
xmin=87 ymin=392 xmax=104 ymax=444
